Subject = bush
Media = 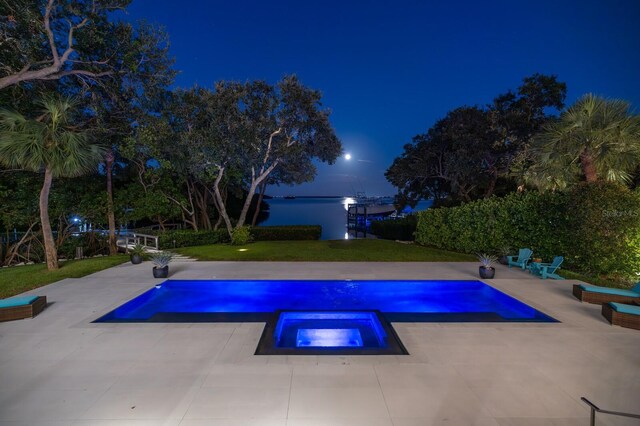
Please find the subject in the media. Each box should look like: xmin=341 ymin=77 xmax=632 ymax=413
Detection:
xmin=415 ymin=182 xmax=640 ymax=281
xmin=58 ymin=232 xmax=109 ymax=259
xmin=157 ymin=229 xmax=229 ymax=249
xmin=564 ymin=183 xmax=640 ymax=280
xmin=250 ymin=225 xmax=322 ymax=241
xmin=231 ymin=226 xmax=251 ymax=246
xmin=370 ymin=215 xmax=418 ymax=241
xmin=157 ymin=225 xmax=322 ymax=248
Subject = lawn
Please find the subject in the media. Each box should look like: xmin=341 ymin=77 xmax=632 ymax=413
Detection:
xmin=175 ymin=239 xmax=476 ymax=262
xmin=0 ymin=255 xmax=128 ymax=298
xmin=558 ymin=270 xmax=633 ymax=289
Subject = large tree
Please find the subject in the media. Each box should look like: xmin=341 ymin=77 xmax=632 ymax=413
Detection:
xmin=386 ymin=106 xmax=497 ymax=205
xmin=0 ymin=97 xmax=103 ymax=270
xmin=528 ymin=94 xmax=640 ymax=189
xmin=1 ymin=0 xmax=175 ymax=254
xmin=209 ymin=77 xmax=342 ymax=234
xmin=128 ymin=77 xmax=342 ymax=236
xmin=0 ymin=0 xmax=160 ymax=89
xmin=386 ymin=74 xmax=566 ymax=206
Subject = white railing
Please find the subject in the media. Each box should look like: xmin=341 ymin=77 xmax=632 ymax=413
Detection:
xmin=117 ymin=232 xmax=159 ymax=250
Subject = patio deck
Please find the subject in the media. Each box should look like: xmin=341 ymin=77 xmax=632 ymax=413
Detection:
xmin=1 ymin=261 xmax=639 ymax=425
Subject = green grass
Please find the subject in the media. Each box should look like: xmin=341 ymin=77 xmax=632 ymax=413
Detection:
xmin=0 ymin=255 xmax=128 ymax=298
xmin=558 ymin=269 xmax=634 ymax=289
xmin=175 ymin=239 xmax=476 ymax=262
xmin=176 ymin=240 xmax=633 ymax=289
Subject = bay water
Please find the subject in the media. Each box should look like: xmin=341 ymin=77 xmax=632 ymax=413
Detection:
xmin=260 ymin=197 xmax=432 ymax=240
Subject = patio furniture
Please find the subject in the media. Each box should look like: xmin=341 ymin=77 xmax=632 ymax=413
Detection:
xmin=528 ymin=256 xmax=564 ymax=280
xmin=0 ymin=296 xmax=47 ymax=322
xmin=602 ymin=302 xmax=640 ymax=330
xmin=507 ymin=248 xmax=533 ymax=270
xmin=572 ymin=283 xmax=640 ymax=305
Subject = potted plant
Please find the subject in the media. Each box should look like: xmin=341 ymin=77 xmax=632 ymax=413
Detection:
xmin=477 ymin=253 xmax=497 ymax=279
xmin=150 ymin=251 xmax=173 ymax=278
xmin=497 ymin=246 xmax=511 ymax=265
xmin=129 ymin=243 xmax=145 ymax=265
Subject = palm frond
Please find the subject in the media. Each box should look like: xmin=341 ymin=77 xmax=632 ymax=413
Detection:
xmin=0 ymin=96 xmax=102 ymax=177
xmin=529 ymin=94 xmax=640 ymax=186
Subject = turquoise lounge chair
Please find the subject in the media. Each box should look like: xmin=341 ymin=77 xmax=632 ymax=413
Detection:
xmin=0 ymin=295 xmax=47 ymax=322
xmin=507 ymin=248 xmax=533 ymax=270
xmin=573 ymin=282 xmax=640 ymax=305
xmin=529 ymin=256 xmax=564 ymax=280
xmin=602 ymin=302 xmax=640 ymax=330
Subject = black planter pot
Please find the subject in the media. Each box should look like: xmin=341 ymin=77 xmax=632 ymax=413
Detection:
xmin=153 ymin=265 xmax=169 ymax=278
xmin=498 ymin=256 xmax=508 ymax=265
xmin=479 ymin=266 xmax=495 ymax=279
xmin=130 ymin=254 xmax=143 ymax=265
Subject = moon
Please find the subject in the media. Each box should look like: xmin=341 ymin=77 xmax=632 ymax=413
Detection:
xmin=345 ymin=153 xmax=352 ymax=160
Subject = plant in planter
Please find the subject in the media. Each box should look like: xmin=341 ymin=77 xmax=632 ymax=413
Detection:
xmin=129 ymin=244 xmax=145 ymax=264
xmin=497 ymin=246 xmax=511 ymax=265
xmin=477 ymin=253 xmax=498 ymax=279
xmin=150 ymin=251 xmax=173 ymax=278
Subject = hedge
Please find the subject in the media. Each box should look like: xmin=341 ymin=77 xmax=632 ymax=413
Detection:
xmin=250 ymin=225 xmax=322 ymax=241
xmin=157 ymin=225 xmax=321 ymax=248
xmin=415 ymin=182 xmax=640 ymax=281
xmin=58 ymin=233 xmax=109 ymax=259
xmin=370 ymin=215 xmax=418 ymax=241
xmin=158 ymin=229 xmax=229 ymax=249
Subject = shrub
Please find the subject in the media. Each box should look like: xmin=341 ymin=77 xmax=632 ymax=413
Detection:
xmin=250 ymin=225 xmax=322 ymax=241
xmin=157 ymin=229 xmax=229 ymax=249
xmin=157 ymin=225 xmax=322 ymax=248
xmin=415 ymin=182 xmax=640 ymax=281
xmin=58 ymin=232 xmax=109 ymax=259
xmin=370 ymin=215 xmax=418 ymax=241
xmin=231 ymin=226 xmax=251 ymax=246
xmin=564 ymin=182 xmax=640 ymax=279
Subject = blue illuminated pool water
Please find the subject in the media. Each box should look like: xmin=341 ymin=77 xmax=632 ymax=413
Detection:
xmin=274 ymin=312 xmax=387 ymax=348
xmin=95 ymin=280 xmax=556 ymax=323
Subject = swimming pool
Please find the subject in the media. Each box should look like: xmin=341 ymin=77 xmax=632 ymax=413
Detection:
xmin=95 ymin=279 xmax=556 ymax=323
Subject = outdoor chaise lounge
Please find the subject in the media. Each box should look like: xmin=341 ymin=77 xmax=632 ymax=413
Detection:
xmin=507 ymin=248 xmax=533 ymax=270
xmin=572 ymin=283 xmax=640 ymax=305
xmin=602 ymin=302 xmax=640 ymax=330
xmin=0 ymin=296 xmax=47 ymax=322
xmin=528 ymin=256 xmax=564 ymax=280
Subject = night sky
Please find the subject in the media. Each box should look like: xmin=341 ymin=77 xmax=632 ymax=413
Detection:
xmin=124 ymin=0 xmax=640 ymax=196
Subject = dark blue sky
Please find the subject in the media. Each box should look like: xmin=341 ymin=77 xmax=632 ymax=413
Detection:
xmin=125 ymin=0 xmax=640 ymax=196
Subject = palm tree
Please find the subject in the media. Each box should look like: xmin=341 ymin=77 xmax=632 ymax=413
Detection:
xmin=0 ymin=97 xmax=104 ymax=270
xmin=528 ymin=94 xmax=640 ymax=189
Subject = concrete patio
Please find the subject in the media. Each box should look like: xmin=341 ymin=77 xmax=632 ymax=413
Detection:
xmin=1 ymin=260 xmax=639 ymax=425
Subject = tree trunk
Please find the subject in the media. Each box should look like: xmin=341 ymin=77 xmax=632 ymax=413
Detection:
xmin=251 ymin=181 xmax=268 ymax=226
xmin=211 ymin=167 xmax=234 ymax=236
xmin=105 ymin=149 xmax=118 ymax=255
xmin=194 ymin=185 xmax=211 ymax=230
xmin=237 ymin=182 xmax=258 ymax=228
xmin=580 ymin=150 xmax=598 ymax=182
xmin=484 ymin=168 xmax=498 ymax=198
xmin=237 ymin=162 xmax=279 ymax=228
xmin=40 ymin=166 xmax=58 ymax=270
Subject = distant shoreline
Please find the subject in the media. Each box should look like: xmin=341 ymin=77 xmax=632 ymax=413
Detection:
xmin=266 ymin=195 xmax=344 ymax=199
xmin=266 ymin=195 xmax=395 ymax=199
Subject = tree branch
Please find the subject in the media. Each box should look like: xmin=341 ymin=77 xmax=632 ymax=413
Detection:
xmin=260 ymin=128 xmax=281 ymax=174
xmin=40 ymin=69 xmax=115 ymax=80
xmin=43 ymin=0 xmax=59 ymax=64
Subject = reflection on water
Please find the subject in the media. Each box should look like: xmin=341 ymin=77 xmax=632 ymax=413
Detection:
xmin=259 ymin=197 xmax=432 ymax=240
xmin=342 ymin=197 xmax=356 ymax=211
